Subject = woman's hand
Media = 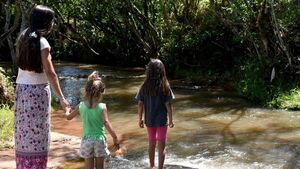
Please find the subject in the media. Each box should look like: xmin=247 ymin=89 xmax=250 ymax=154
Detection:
xmin=60 ymin=98 xmax=70 ymax=111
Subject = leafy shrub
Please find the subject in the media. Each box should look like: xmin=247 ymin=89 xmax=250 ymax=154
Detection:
xmin=0 ymin=67 xmax=14 ymax=105
xmin=270 ymin=88 xmax=300 ymax=110
xmin=235 ymin=58 xmax=270 ymax=104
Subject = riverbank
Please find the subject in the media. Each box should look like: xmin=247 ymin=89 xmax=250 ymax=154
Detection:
xmin=0 ymin=131 xmax=81 ymax=169
xmin=0 ymin=109 xmax=126 ymax=169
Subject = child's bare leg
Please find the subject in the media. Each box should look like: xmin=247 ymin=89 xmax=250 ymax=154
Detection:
xmin=149 ymin=141 xmax=156 ymax=168
xmin=84 ymin=158 xmax=94 ymax=169
xmin=157 ymin=140 xmax=166 ymax=169
xmin=95 ymin=157 xmax=104 ymax=169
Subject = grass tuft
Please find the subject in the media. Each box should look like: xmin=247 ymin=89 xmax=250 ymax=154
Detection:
xmin=0 ymin=104 xmax=14 ymax=149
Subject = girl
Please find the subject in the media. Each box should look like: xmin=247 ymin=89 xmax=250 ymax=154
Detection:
xmin=14 ymin=5 xmax=69 ymax=169
xmin=65 ymin=71 xmax=119 ymax=169
xmin=136 ymin=59 xmax=175 ymax=169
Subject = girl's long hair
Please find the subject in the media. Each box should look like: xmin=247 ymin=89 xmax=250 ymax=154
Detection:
xmin=16 ymin=5 xmax=54 ymax=73
xmin=141 ymin=59 xmax=170 ymax=96
xmin=83 ymin=71 xmax=105 ymax=108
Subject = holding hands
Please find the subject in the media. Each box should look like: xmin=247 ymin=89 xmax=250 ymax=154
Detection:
xmin=64 ymin=105 xmax=79 ymax=120
xmin=64 ymin=106 xmax=71 ymax=115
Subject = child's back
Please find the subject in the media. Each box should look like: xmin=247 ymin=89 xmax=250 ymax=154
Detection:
xmin=79 ymin=102 xmax=106 ymax=140
xmin=136 ymin=59 xmax=175 ymax=169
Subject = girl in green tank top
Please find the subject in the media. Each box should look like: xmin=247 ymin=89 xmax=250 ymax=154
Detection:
xmin=65 ymin=71 xmax=119 ymax=169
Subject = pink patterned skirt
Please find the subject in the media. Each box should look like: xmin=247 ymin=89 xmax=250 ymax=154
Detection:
xmin=14 ymin=84 xmax=51 ymax=169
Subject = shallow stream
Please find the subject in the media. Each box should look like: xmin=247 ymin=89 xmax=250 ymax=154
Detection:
xmin=52 ymin=63 xmax=300 ymax=169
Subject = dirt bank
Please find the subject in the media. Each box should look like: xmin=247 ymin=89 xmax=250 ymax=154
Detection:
xmin=0 ymin=110 xmax=125 ymax=169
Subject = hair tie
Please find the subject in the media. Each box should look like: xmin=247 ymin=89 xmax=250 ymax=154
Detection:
xmin=29 ymin=31 xmax=38 ymax=38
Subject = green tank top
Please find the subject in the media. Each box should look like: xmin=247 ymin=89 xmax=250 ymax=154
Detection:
xmin=79 ymin=102 xmax=106 ymax=140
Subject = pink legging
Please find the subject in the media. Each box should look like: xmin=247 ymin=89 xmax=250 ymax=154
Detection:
xmin=147 ymin=126 xmax=168 ymax=142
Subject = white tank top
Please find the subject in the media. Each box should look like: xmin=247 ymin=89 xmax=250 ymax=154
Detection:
xmin=16 ymin=37 xmax=50 ymax=84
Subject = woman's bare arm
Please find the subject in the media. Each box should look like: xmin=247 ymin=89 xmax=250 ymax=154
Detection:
xmin=41 ymin=48 xmax=69 ymax=109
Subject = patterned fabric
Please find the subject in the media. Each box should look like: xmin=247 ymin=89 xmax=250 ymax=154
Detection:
xmin=16 ymin=153 xmax=47 ymax=169
xmin=80 ymin=139 xmax=110 ymax=158
xmin=14 ymin=84 xmax=51 ymax=169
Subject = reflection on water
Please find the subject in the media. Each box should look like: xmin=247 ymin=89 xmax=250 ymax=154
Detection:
xmin=54 ymin=63 xmax=300 ymax=169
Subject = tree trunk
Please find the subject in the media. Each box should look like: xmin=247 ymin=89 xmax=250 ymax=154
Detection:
xmin=3 ymin=0 xmax=16 ymax=73
xmin=20 ymin=1 xmax=31 ymax=32
xmin=269 ymin=0 xmax=292 ymax=65
xmin=126 ymin=0 xmax=159 ymax=58
xmin=0 ymin=0 xmax=21 ymax=44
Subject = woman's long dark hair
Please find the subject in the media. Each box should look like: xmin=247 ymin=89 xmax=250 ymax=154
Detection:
xmin=141 ymin=59 xmax=170 ymax=96
xmin=16 ymin=5 xmax=54 ymax=73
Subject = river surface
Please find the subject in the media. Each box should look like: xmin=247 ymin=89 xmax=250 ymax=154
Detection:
xmin=52 ymin=63 xmax=300 ymax=169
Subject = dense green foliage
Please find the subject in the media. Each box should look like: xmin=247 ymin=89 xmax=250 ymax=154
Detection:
xmin=236 ymin=58 xmax=269 ymax=103
xmin=0 ymin=67 xmax=14 ymax=105
xmin=0 ymin=67 xmax=14 ymax=148
xmin=269 ymin=88 xmax=300 ymax=110
xmin=0 ymin=0 xmax=299 ymax=109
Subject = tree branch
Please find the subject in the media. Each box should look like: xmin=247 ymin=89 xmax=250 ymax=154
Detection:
xmin=52 ymin=5 xmax=99 ymax=55
xmin=0 ymin=0 xmax=21 ymax=43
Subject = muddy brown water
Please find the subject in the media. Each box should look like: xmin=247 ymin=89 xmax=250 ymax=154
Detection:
xmin=51 ymin=63 xmax=300 ymax=169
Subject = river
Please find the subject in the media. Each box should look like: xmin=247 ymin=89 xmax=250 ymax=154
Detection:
xmin=52 ymin=63 xmax=300 ymax=169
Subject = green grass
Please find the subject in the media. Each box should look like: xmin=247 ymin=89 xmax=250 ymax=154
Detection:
xmin=270 ymin=88 xmax=300 ymax=110
xmin=0 ymin=104 xmax=14 ymax=149
xmin=51 ymin=96 xmax=61 ymax=111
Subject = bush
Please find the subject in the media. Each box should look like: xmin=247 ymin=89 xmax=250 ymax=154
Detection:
xmin=235 ymin=58 xmax=270 ymax=104
xmin=269 ymin=88 xmax=300 ymax=110
xmin=0 ymin=67 xmax=14 ymax=105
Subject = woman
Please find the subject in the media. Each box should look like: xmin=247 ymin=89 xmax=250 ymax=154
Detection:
xmin=14 ymin=5 xmax=69 ymax=168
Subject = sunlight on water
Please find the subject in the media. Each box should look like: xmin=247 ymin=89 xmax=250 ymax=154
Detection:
xmin=53 ymin=64 xmax=300 ymax=169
